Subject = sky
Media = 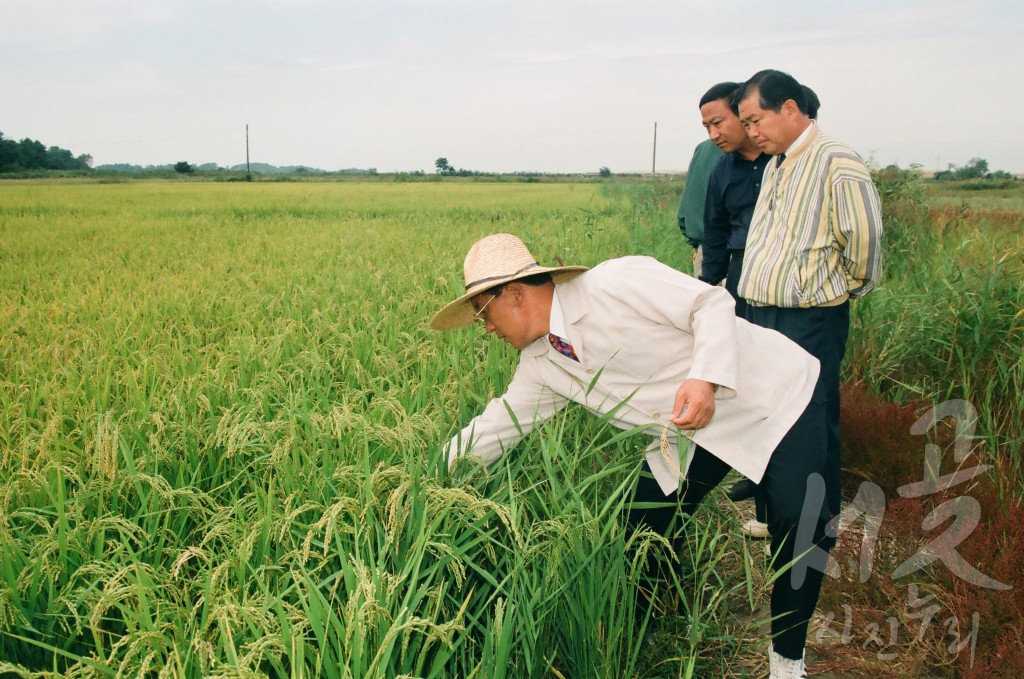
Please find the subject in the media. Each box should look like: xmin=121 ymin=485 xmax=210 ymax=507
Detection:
xmin=3 ymin=0 xmax=1023 ymax=174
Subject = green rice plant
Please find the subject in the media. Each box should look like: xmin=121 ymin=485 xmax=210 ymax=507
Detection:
xmin=2 ymin=180 xmax=739 ymax=676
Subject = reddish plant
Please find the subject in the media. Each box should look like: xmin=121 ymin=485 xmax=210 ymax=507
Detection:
xmin=945 ymin=465 xmax=1024 ymax=678
xmin=839 ymin=382 xmax=929 ymax=498
xmin=812 ymin=384 xmax=1021 ymax=676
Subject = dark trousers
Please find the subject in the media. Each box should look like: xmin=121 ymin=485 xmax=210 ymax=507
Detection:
xmin=627 ymin=397 xmax=831 ymax=660
xmin=724 ymin=251 xmax=764 ymax=520
xmin=724 ymin=251 xmax=748 ymax=321
xmin=745 ymin=302 xmax=849 ymax=516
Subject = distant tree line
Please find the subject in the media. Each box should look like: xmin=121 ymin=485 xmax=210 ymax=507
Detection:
xmin=434 ymin=157 xmax=486 ymax=177
xmin=933 ymin=157 xmax=1015 ymax=182
xmin=434 ymin=156 xmax=615 ymax=179
xmin=0 ymin=131 xmax=92 ymax=172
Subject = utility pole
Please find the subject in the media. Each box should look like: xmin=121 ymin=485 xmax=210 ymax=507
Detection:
xmin=652 ymin=122 xmax=658 ymax=176
xmin=245 ymin=124 xmax=252 ymax=182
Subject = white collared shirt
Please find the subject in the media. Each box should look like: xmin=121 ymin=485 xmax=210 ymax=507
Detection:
xmin=548 ymin=288 xmax=569 ymax=340
xmin=783 ymin=120 xmax=815 ymax=158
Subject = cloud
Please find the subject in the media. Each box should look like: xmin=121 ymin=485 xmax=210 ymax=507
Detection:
xmin=0 ymin=1 xmax=172 ymax=51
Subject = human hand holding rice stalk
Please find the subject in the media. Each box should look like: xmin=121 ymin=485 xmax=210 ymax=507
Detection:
xmin=661 ymin=377 xmax=717 ymax=478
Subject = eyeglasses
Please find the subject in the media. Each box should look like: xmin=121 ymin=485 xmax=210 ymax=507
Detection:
xmin=472 ymin=288 xmax=502 ymax=324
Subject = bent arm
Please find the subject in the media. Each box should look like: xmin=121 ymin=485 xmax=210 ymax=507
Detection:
xmin=832 ymin=162 xmax=883 ymax=297
xmin=445 ymin=358 xmax=568 ymax=469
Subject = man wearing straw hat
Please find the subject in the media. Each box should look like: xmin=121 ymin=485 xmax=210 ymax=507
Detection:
xmin=431 ymin=233 xmax=832 ymax=677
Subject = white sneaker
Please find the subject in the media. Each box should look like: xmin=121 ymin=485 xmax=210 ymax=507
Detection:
xmin=741 ymin=519 xmax=770 ymax=539
xmin=768 ymin=648 xmax=808 ymax=678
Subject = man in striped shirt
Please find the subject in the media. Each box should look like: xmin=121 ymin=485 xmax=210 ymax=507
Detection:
xmin=735 ymin=69 xmax=882 ymax=677
xmin=736 ymin=70 xmax=882 ymax=507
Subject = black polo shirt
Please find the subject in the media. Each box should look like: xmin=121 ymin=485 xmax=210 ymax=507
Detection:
xmin=700 ymin=151 xmax=771 ymax=285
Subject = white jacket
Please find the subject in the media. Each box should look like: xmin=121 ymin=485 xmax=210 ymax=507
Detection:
xmin=445 ymin=256 xmax=820 ymax=495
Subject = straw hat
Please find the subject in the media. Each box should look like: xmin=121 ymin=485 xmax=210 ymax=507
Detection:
xmin=430 ymin=233 xmax=589 ymax=330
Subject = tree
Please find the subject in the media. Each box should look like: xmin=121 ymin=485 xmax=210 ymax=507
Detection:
xmin=17 ymin=139 xmax=47 ymax=169
xmin=0 ymin=131 xmax=91 ymax=172
xmin=959 ymin=157 xmax=989 ymax=179
xmin=0 ymin=131 xmax=19 ymax=171
xmin=174 ymin=161 xmax=194 ymax=174
xmin=599 ymin=166 xmax=611 ymax=177
xmin=435 ymin=157 xmax=455 ymax=176
xmin=932 ymin=157 xmax=1014 ymax=182
xmin=46 ymin=146 xmax=77 ymax=170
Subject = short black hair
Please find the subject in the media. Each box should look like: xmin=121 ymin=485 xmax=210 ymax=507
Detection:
xmin=488 ymin=271 xmax=553 ymax=297
xmin=733 ymin=69 xmax=808 ymax=114
xmin=515 ymin=272 xmax=553 ymax=287
xmin=802 ymin=85 xmax=820 ymax=119
xmin=699 ymin=82 xmax=741 ymax=112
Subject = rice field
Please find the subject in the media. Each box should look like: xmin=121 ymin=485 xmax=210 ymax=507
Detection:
xmin=0 ymin=176 xmax=1021 ymax=677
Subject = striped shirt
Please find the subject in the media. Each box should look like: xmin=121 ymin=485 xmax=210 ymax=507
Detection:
xmin=738 ymin=124 xmax=883 ymax=308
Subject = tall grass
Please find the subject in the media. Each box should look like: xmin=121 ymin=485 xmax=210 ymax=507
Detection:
xmin=845 ymin=170 xmax=1024 ymax=496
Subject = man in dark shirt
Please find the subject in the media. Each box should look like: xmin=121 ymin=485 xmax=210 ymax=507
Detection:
xmin=699 ymin=82 xmax=771 ymax=319
xmin=698 ymin=81 xmax=773 ymax=535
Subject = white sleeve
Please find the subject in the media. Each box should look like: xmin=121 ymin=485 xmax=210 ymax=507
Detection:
xmin=600 ymin=258 xmax=739 ymax=397
xmin=445 ymin=357 xmax=568 ymax=469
